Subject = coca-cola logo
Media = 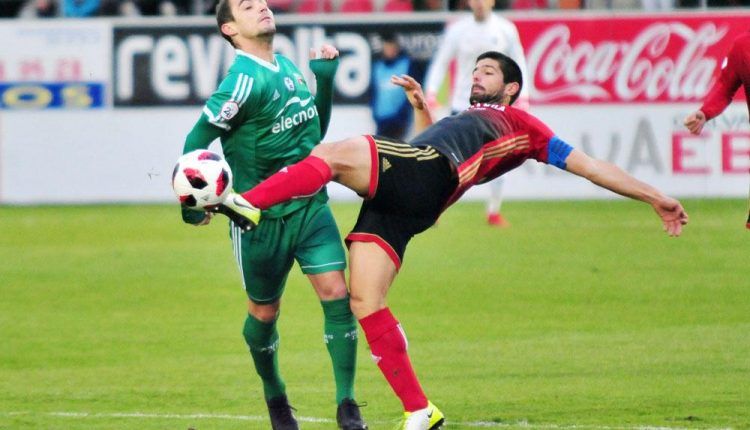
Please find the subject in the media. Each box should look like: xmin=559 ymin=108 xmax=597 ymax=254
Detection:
xmin=527 ymin=22 xmax=728 ymax=103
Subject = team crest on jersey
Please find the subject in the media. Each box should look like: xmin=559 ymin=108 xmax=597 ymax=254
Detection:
xmin=272 ymin=90 xmax=281 ymax=101
xmin=294 ymin=73 xmax=305 ymax=86
xmin=220 ymin=101 xmax=239 ymax=120
xmin=284 ymin=77 xmax=295 ymax=91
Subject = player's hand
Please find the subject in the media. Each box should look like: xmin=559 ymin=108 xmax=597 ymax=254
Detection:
xmin=652 ymin=197 xmax=688 ymax=237
xmin=194 ymin=211 xmax=213 ymax=226
xmin=391 ymin=74 xmax=428 ymax=111
xmin=310 ymin=44 xmax=339 ymax=60
xmin=683 ymin=110 xmax=707 ymax=135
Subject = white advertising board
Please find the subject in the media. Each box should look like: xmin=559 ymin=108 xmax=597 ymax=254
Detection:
xmin=0 ymin=13 xmax=747 ymax=204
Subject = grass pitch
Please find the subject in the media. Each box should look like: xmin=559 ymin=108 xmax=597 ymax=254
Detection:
xmin=1 ymin=199 xmax=748 ymax=430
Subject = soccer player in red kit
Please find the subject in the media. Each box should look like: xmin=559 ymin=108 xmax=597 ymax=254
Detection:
xmin=684 ymin=31 xmax=750 ymax=228
xmin=219 ymin=51 xmax=689 ymax=430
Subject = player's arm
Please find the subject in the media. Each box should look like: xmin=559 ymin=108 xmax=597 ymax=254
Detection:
xmin=391 ymin=74 xmax=434 ymax=133
xmin=178 ymin=118 xmax=225 ymax=225
xmin=563 ymin=147 xmax=688 ymax=236
xmin=684 ymin=42 xmax=743 ymax=134
xmin=180 ymin=73 xmax=250 ymax=225
xmin=310 ymin=44 xmax=340 ymax=140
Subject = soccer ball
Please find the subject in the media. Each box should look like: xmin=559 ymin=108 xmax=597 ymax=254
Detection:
xmin=172 ymin=149 xmax=232 ymax=209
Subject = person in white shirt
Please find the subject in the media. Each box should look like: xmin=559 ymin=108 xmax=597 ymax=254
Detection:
xmin=424 ymin=0 xmax=529 ymax=227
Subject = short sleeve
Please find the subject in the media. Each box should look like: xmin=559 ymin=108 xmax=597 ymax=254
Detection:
xmin=202 ymin=72 xmax=256 ymax=131
xmin=514 ymin=109 xmax=556 ymax=163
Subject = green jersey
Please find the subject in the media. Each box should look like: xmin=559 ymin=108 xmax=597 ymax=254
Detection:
xmin=185 ymin=50 xmax=333 ymax=219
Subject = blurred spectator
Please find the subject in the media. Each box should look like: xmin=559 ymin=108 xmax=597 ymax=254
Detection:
xmin=120 ymin=0 xmax=140 ymax=14
xmin=61 ymin=0 xmax=99 ymax=16
xmin=18 ymin=0 xmax=58 ymax=17
xmin=370 ymin=33 xmax=422 ymax=139
xmin=424 ymin=0 xmax=529 ymax=227
xmin=159 ymin=0 xmax=177 ymax=14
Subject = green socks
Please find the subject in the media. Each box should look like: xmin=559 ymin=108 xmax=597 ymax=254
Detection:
xmin=243 ymin=298 xmax=358 ymax=404
xmin=243 ymin=313 xmax=286 ymax=400
xmin=321 ymin=297 xmax=358 ymax=404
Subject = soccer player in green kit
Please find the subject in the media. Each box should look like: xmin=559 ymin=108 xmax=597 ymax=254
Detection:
xmin=179 ymin=0 xmax=366 ymax=429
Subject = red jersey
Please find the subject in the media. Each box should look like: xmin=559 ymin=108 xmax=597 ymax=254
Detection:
xmin=700 ymin=31 xmax=750 ymax=121
xmin=410 ymin=103 xmax=558 ymax=207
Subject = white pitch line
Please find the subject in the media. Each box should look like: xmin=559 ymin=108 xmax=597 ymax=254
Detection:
xmin=0 ymin=411 xmax=733 ymax=430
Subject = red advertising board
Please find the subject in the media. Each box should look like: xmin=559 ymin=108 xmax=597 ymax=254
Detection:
xmin=515 ymin=13 xmax=749 ymax=104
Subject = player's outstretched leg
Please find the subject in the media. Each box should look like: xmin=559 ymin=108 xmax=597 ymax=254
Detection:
xmin=240 ymin=136 xmax=373 ymax=210
xmin=209 ymin=192 xmax=261 ymax=231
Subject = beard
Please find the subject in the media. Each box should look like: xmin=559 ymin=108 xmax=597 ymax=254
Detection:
xmin=255 ymin=28 xmax=276 ymax=44
xmin=469 ymin=86 xmax=504 ymax=105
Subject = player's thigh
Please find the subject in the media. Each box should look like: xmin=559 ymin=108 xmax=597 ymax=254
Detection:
xmin=231 ymin=219 xmax=295 ymax=305
xmin=294 ymin=202 xmax=347 ymax=276
xmin=312 ymin=136 xmax=372 ymax=195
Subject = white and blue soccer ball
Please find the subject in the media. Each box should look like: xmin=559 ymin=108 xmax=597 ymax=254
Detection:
xmin=172 ymin=149 xmax=232 ymax=209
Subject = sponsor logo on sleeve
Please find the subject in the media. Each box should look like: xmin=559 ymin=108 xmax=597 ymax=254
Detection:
xmin=220 ymin=101 xmax=239 ymax=120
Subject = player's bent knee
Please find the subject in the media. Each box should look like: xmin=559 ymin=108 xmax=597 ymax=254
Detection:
xmin=247 ymin=301 xmax=279 ymax=323
xmin=349 ymin=294 xmax=381 ymax=320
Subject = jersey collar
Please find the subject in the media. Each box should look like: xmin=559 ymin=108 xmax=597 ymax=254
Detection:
xmin=235 ymin=49 xmax=280 ymax=72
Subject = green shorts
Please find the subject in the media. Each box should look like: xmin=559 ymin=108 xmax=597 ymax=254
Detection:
xmin=229 ymin=200 xmax=347 ymax=304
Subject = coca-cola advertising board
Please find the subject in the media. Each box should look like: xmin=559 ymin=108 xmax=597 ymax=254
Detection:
xmin=517 ymin=13 xmax=748 ymax=105
xmin=479 ymin=12 xmax=749 ymax=202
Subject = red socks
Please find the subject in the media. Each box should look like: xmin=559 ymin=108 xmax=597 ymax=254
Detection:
xmin=241 ymin=156 xmax=332 ymax=210
xmin=359 ymin=308 xmax=428 ymax=412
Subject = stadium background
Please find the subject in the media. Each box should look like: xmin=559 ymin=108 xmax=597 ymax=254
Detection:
xmin=1 ymin=5 xmax=749 ymax=430
xmin=0 ymin=10 xmax=747 ymax=204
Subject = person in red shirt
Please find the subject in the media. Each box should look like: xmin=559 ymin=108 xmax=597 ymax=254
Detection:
xmin=684 ymin=31 xmax=750 ymax=228
xmin=218 ymin=51 xmax=688 ymax=430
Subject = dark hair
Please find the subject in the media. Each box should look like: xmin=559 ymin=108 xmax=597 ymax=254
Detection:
xmin=215 ymin=0 xmax=235 ymax=47
xmin=381 ymin=32 xmax=398 ymax=44
xmin=476 ymin=51 xmax=523 ymax=105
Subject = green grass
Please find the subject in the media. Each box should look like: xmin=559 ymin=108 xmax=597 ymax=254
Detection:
xmin=1 ymin=199 xmax=748 ymax=430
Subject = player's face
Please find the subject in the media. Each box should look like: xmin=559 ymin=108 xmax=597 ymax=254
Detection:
xmin=469 ymin=58 xmax=506 ymax=105
xmin=228 ymin=0 xmax=275 ymax=39
xmin=468 ymin=0 xmax=494 ymax=20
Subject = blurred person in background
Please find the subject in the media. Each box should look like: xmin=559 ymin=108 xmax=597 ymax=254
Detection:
xmin=683 ymin=30 xmax=750 ymax=229
xmin=178 ymin=0 xmax=367 ymax=429
xmin=424 ymin=0 xmax=529 ymax=227
xmin=61 ymin=0 xmax=99 ymax=16
xmin=18 ymin=0 xmax=58 ymax=17
xmin=370 ymin=33 xmax=422 ymax=140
